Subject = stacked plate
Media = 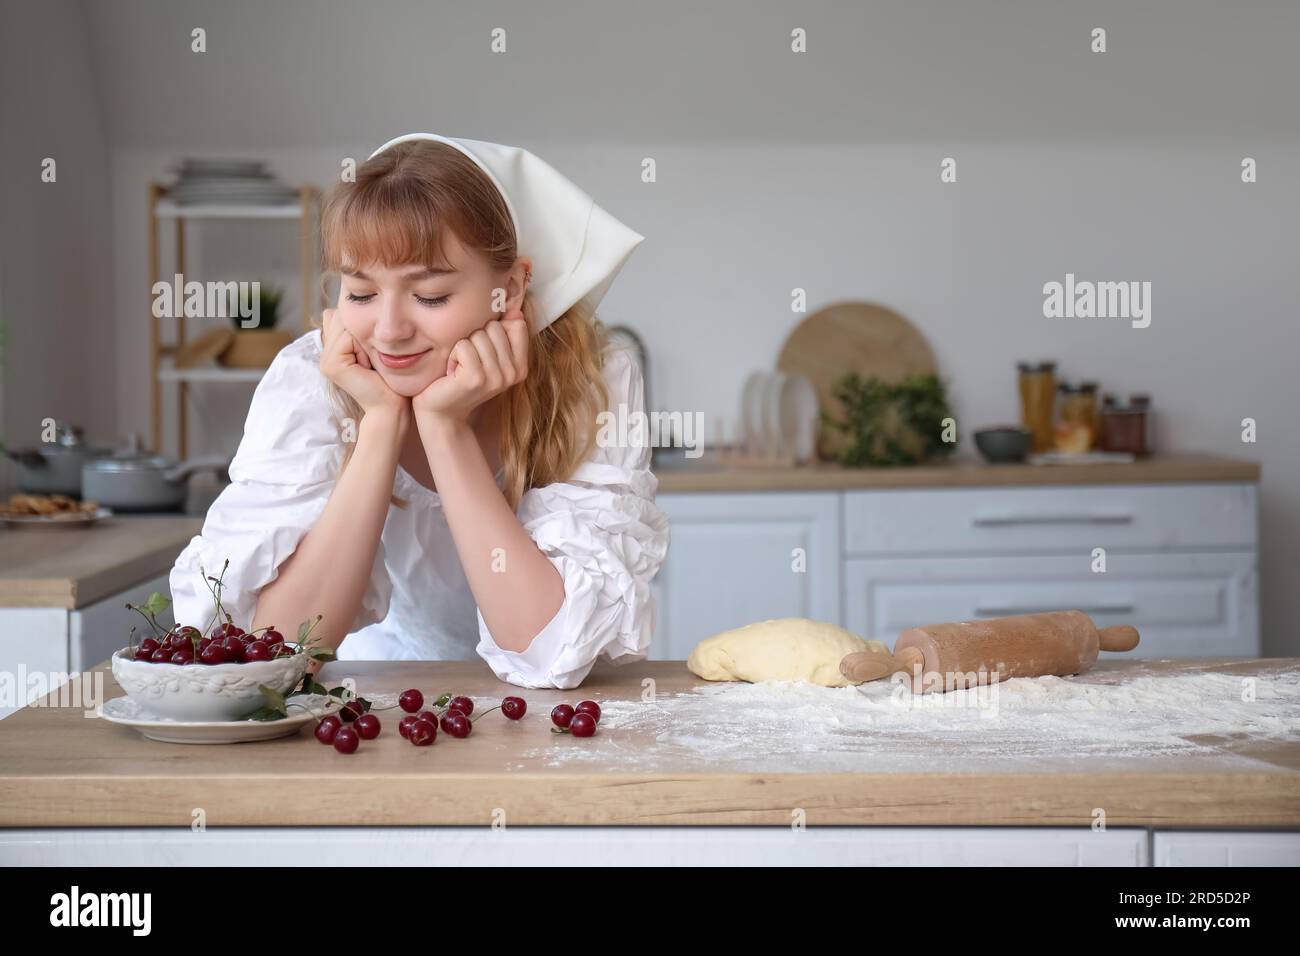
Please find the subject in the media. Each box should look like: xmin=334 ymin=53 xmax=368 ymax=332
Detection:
xmin=166 ymin=158 xmax=298 ymax=206
xmin=739 ymin=370 xmax=820 ymax=463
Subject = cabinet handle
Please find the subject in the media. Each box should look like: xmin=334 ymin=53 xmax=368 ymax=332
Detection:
xmin=971 ymin=513 xmax=1134 ymax=527
xmin=974 ymin=604 xmax=1136 ymax=617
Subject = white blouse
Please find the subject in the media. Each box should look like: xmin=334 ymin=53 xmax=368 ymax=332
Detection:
xmin=169 ymin=329 xmax=670 ymax=689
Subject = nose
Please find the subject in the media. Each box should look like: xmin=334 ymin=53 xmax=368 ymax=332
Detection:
xmin=371 ymin=293 xmax=417 ymax=344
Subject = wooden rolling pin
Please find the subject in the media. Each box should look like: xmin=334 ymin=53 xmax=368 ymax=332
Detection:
xmin=839 ymin=609 xmax=1140 ymax=693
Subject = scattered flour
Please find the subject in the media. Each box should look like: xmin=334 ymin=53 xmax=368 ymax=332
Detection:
xmin=520 ymin=665 xmax=1300 ymax=773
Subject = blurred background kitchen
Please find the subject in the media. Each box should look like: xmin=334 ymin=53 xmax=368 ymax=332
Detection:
xmin=0 ymin=0 xmax=1296 ymax=711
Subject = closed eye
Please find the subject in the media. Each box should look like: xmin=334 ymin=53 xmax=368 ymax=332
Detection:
xmin=345 ymin=292 xmax=449 ymax=307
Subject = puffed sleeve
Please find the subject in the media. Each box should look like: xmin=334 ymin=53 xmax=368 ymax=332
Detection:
xmin=475 ymin=345 xmax=671 ymax=689
xmin=168 ymin=330 xmax=392 ymax=635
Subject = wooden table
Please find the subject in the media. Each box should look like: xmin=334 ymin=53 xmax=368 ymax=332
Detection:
xmin=0 ymin=658 xmax=1296 ymax=866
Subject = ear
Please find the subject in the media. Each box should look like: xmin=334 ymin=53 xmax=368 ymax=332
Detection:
xmin=509 ymin=257 xmax=533 ymax=311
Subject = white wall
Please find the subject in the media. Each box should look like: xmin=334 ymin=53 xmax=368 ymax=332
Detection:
xmin=0 ymin=0 xmax=117 ymax=460
xmin=14 ymin=0 xmax=1300 ymax=651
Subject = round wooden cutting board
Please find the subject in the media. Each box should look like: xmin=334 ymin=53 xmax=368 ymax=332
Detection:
xmin=776 ymin=301 xmax=938 ymax=461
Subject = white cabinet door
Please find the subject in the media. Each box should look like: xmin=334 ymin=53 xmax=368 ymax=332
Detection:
xmin=70 ymin=573 xmax=174 ymax=671
xmin=1153 ymin=831 xmax=1300 ymax=866
xmin=652 ymin=493 xmax=841 ymax=659
xmin=844 ymin=552 xmax=1259 ymax=656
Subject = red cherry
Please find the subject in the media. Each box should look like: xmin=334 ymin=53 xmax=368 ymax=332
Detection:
xmin=550 ymin=704 xmax=575 ymax=729
xmin=139 ymin=638 xmax=160 ymax=656
xmin=340 ymin=699 xmax=365 ymax=723
xmin=332 ymin=727 xmax=359 ymax=754
xmin=448 ymin=695 xmax=474 ymax=716
xmin=502 ymin=696 xmax=527 ymax=720
xmin=575 ymin=700 xmax=601 ymax=723
xmin=262 ymin=628 xmax=284 ymax=646
xmin=167 ymin=631 xmax=191 ymax=650
xmin=315 ymin=715 xmax=342 ymax=744
xmin=569 ymin=713 xmax=597 ymax=737
xmin=150 ymin=648 xmax=171 ymax=663
xmin=398 ymin=689 xmax=424 ymax=714
xmin=220 ymin=636 xmax=245 ymax=662
xmin=416 ymin=710 xmax=439 ymax=726
xmin=355 ymin=714 xmax=381 ymax=739
xmin=439 ymin=710 xmax=467 ymax=733
xmin=398 ymin=715 xmax=420 ymax=739
xmin=444 ymin=713 xmax=471 ymax=738
xmin=409 ymin=719 xmax=437 ymax=746
xmin=170 ymin=646 xmax=195 ymax=664
xmin=198 ymin=643 xmax=227 ymax=665
xmin=134 ymin=648 xmax=153 ymax=662
xmin=244 ymin=641 xmax=272 ymax=662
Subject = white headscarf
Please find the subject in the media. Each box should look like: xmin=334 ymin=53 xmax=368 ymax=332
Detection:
xmin=368 ymin=133 xmax=644 ymax=331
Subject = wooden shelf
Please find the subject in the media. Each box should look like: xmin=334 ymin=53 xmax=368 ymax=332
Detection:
xmin=149 ymin=182 xmax=322 ymax=456
xmin=157 ymin=367 xmax=266 ymax=384
xmin=154 ymin=200 xmax=307 ymax=220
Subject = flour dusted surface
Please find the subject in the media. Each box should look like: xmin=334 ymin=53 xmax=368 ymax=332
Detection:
xmin=521 ymin=663 xmax=1300 ymax=773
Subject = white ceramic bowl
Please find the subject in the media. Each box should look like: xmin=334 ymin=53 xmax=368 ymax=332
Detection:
xmin=110 ymin=647 xmax=311 ymax=722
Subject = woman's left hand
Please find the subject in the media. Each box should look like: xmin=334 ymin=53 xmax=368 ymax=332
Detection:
xmin=413 ymin=306 xmax=530 ymax=427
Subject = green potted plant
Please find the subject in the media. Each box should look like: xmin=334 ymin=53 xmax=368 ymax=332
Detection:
xmin=821 ymin=372 xmax=957 ymax=467
xmin=219 ymin=283 xmax=295 ymax=368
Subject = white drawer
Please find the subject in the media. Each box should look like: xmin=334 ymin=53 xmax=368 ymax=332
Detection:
xmin=844 ymin=482 xmax=1257 ymax=555
xmin=843 ymin=552 xmax=1259 ymax=657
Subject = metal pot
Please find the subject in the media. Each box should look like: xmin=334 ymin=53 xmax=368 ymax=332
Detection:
xmin=82 ymin=453 xmax=230 ymax=512
xmin=5 ymin=424 xmax=110 ymax=496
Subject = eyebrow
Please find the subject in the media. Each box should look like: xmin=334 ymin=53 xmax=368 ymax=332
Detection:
xmin=343 ymin=267 xmax=456 ymax=280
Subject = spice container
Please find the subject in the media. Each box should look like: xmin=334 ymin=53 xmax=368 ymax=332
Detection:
xmin=1099 ymin=393 xmax=1152 ymax=456
xmin=1017 ymin=361 xmax=1057 ymax=453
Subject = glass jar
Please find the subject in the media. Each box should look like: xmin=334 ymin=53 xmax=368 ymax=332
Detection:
xmin=1017 ymin=361 xmax=1057 ymax=453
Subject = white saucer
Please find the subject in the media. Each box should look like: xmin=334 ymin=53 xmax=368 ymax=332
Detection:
xmin=99 ymin=694 xmax=340 ymax=744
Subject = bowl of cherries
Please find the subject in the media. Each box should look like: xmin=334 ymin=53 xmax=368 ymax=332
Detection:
xmin=110 ymin=561 xmax=333 ymax=722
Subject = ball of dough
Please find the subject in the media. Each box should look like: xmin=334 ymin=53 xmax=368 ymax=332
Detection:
xmin=686 ymin=617 xmax=888 ymax=687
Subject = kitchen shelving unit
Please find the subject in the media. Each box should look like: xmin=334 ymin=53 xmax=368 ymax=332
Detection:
xmin=147 ymin=183 xmax=322 ymax=457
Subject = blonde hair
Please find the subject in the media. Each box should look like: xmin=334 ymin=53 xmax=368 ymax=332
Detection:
xmin=316 ymin=139 xmax=613 ymax=511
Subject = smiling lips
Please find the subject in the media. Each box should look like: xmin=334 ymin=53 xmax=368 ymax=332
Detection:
xmin=376 ymin=349 xmax=431 ymax=370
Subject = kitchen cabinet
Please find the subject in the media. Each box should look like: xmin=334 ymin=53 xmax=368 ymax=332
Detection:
xmin=651 ymin=492 xmax=841 ymax=659
xmin=0 ymin=574 xmax=174 ymax=720
xmin=0 ymin=516 xmax=199 ymax=719
xmin=653 ymin=478 xmax=1259 ymax=656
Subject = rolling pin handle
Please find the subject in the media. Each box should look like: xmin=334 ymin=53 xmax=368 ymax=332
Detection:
xmin=840 ymin=648 xmax=897 ymax=684
xmin=1098 ymin=625 xmax=1140 ymax=653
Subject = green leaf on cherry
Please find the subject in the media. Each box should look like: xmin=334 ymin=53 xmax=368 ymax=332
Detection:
xmin=307 ymin=647 xmax=336 ymax=662
xmin=245 ymin=706 xmax=286 ymax=722
xmin=141 ymin=592 xmax=171 ymax=617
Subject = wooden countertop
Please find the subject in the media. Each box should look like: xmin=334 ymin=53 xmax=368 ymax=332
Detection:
xmin=652 ymin=452 xmax=1260 ymax=493
xmin=0 ymin=515 xmax=202 ymax=609
xmin=1 ymin=658 xmax=1295 ymax=828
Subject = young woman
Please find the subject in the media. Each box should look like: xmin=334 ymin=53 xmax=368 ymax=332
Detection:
xmin=169 ymin=134 xmax=669 ymax=689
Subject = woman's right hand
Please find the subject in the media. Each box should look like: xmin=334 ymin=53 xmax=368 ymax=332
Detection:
xmin=320 ymin=308 xmax=409 ymax=418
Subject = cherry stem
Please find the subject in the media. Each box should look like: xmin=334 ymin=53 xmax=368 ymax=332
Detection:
xmin=125 ymin=603 xmax=166 ymax=639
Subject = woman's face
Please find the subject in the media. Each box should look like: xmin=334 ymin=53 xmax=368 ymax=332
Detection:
xmin=338 ymin=231 xmax=530 ymax=398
